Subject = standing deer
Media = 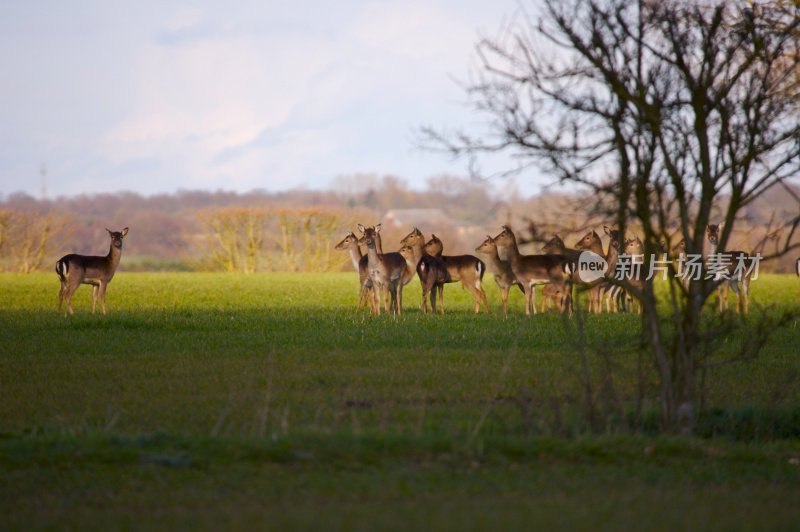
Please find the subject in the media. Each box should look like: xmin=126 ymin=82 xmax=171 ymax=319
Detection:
xmin=671 ymin=239 xmax=689 ymax=289
xmin=706 ymin=223 xmax=755 ymax=314
xmin=56 ymin=227 xmax=129 ymax=315
xmin=357 ymin=223 xmax=419 ymax=314
xmin=621 ymin=236 xmax=644 ymax=313
xmin=424 ymin=234 xmax=490 ymax=314
xmin=334 ymin=231 xmax=375 ymax=313
xmin=358 ymin=224 xmax=406 ymax=316
xmin=475 ymin=235 xmax=523 ymax=314
xmin=399 ymin=228 xmax=450 ymax=314
xmin=492 ymin=225 xmax=570 ymax=316
xmin=541 ymin=234 xmax=580 ymax=313
xmin=574 ymin=227 xmax=619 ymax=313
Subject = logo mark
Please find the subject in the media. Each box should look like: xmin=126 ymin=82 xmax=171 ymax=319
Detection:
xmin=578 ymin=251 xmax=608 ymax=283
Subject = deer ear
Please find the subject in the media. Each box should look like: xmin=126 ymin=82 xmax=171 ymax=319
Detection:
xmin=357 ymin=224 xmax=366 ymax=233
xmin=121 ymin=227 xmax=129 ymax=236
xmin=375 ymin=223 xmax=382 ymax=233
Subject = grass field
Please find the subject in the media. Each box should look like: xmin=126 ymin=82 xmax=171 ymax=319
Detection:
xmin=2 ymin=272 xmax=800 ymax=530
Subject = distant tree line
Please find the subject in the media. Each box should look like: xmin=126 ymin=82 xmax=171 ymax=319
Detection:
xmin=1 ymin=172 xmax=797 ymax=272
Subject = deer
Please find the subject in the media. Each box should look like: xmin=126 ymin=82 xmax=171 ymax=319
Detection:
xmin=671 ymin=239 xmax=688 ymax=288
xmin=357 ymin=223 xmax=422 ymax=312
xmin=706 ymin=223 xmax=756 ymax=314
xmin=492 ymin=225 xmax=571 ymax=316
xmin=475 ymin=235 xmax=524 ymax=314
xmin=541 ymin=234 xmax=581 ymax=313
xmin=55 ymin=227 xmax=129 ymax=315
xmin=573 ymin=227 xmax=620 ymax=313
xmin=397 ymin=244 xmax=448 ymax=314
xmin=399 ymin=227 xmax=450 ymax=314
xmin=424 ymin=234 xmax=490 ymax=314
xmin=358 ymin=224 xmax=407 ymax=315
xmin=334 ymin=231 xmax=376 ymax=313
xmin=621 ymin=236 xmax=644 ymax=313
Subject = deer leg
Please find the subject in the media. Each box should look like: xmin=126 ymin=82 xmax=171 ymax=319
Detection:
xmin=431 ymin=283 xmax=444 ymax=314
xmin=90 ymin=283 xmax=98 ymax=314
xmin=64 ymin=280 xmax=79 ymax=315
xmin=357 ymin=280 xmax=370 ymax=312
xmin=500 ymin=286 xmax=509 ymax=315
xmin=477 ymin=281 xmax=490 ymax=314
xmin=58 ymin=281 xmax=67 ymax=313
xmin=371 ymin=285 xmax=381 ymax=315
xmin=396 ymin=282 xmax=403 ymax=316
xmin=742 ymin=276 xmax=750 ymax=314
xmin=523 ymin=285 xmax=533 ymax=316
xmin=99 ymin=282 xmax=109 ymax=315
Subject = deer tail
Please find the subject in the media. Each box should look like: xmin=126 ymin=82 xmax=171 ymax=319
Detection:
xmin=55 ymin=259 xmax=68 ymax=283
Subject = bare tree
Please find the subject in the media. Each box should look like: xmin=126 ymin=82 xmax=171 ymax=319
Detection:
xmin=197 ymin=207 xmax=268 ymax=273
xmin=424 ymin=0 xmax=800 ymax=432
xmin=0 ymin=210 xmax=69 ymax=273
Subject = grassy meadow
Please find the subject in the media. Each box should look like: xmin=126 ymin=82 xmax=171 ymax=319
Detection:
xmin=1 ymin=271 xmax=800 ymax=530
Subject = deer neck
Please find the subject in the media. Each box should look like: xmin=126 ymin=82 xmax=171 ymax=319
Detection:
xmin=348 ymin=243 xmax=363 ymax=271
xmin=107 ymin=242 xmax=123 ymax=268
xmin=505 ymin=238 xmax=523 ymax=266
xmin=707 ymin=238 xmax=718 ymax=256
xmin=407 ymin=236 xmax=427 ymax=259
xmin=408 ymin=242 xmax=424 ymax=266
xmin=588 ymin=240 xmax=605 ymax=258
xmin=605 ymin=242 xmax=619 ymax=271
xmin=485 ymin=246 xmax=504 ymax=267
xmin=365 ymin=241 xmax=381 ymax=266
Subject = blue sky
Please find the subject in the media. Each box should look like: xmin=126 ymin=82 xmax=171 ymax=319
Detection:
xmin=0 ymin=0 xmax=542 ymax=199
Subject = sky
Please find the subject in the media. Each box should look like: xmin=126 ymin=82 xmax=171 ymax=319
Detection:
xmin=0 ymin=0 xmax=543 ymax=200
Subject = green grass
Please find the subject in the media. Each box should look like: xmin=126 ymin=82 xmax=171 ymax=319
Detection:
xmin=1 ymin=272 xmax=800 ymax=530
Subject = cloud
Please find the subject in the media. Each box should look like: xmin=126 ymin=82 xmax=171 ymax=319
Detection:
xmin=1 ymin=0 xmax=525 ymax=198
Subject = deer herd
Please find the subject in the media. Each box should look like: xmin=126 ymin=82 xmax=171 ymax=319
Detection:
xmin=52 ymin=222 xmax=795 ymax=316
xmin=336 ymin=223 xmax=776 ymax=317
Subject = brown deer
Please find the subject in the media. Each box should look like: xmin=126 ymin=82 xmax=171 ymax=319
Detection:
xmin=541 ymin=234 xmax=581 ymax=312
xmin=399 ymin=228 xmax=450 ymax=314
xmin=357 ymin=223 xmax=421 ymax=311
xmin=706 ymin=223 xmax=755 ymax=314
xmin=334 ymin=231 xmax=376 ymax=313
xmin=492 ymin=225 xmax=570 ymax=316
xmin=475 ymin=235 xmax=523 ymax=314
xmin=56 ymin=227 xmax=129 ymax=315
xmin=398 ymin=244 xmax=447 ymax=314
xmin=424 ymin=234 xmax=490 ymax=314
xmin=574 ymin=227 xmax=619 ymax=313
xmin=671 ymin=239 xmax=688 ymax=287
xmin=358 ymin=224 xmax=407 ymax=315
xmin=621 ymin=236 xmax=644 ymax=313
